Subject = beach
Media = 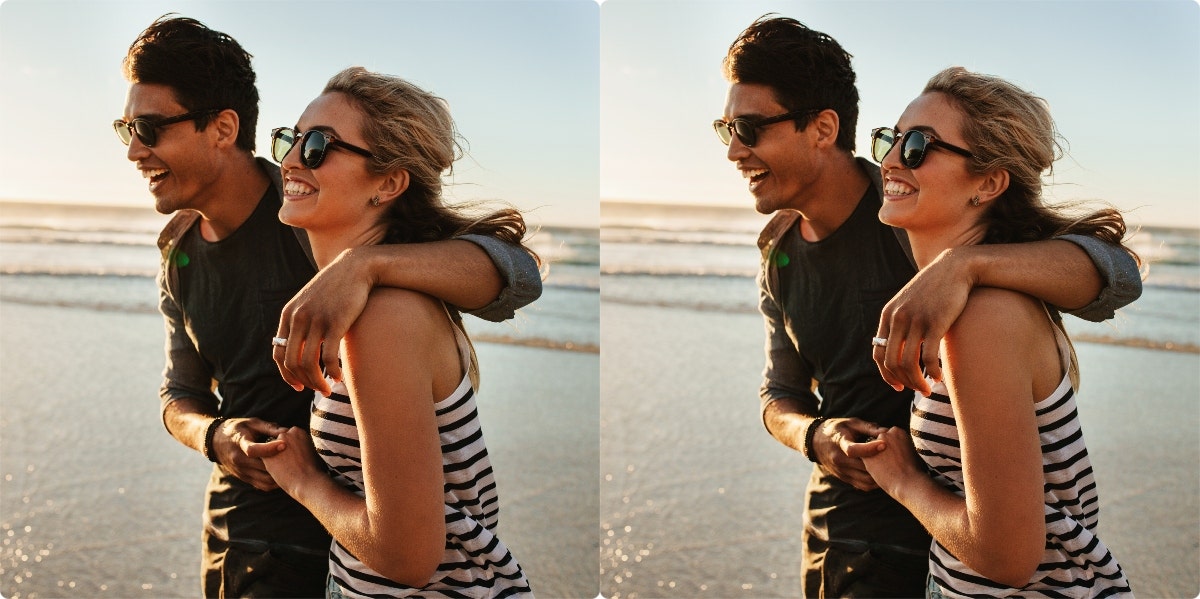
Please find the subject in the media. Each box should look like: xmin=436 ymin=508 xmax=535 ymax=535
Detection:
xmin=0 ymin=298 xmax=598 ymax=598
xmin=599 ymin=298 xmax=1199 ymax=598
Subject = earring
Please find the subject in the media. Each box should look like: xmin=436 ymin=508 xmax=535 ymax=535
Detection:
xmin=369 ymin=195 xmax=381 ymax=207
xmin=969 ymin=195 xmax=981 ymax=207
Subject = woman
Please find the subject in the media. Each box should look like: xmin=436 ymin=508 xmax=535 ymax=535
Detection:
xmin=861 ymin=67 xmax=1135 ymax=597
xmin=257 ymin=67 xmax=534 ymax=598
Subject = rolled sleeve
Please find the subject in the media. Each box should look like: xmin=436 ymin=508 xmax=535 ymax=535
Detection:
xmin=157 ymin=268 xmax=218 ymax=423
xmin=457 ymin=233 xmax=543 ymax=322
xmin=1057 ymin=234 xmax=1143 ymax=322
xmin=758 ymin=269 xmax=819 ymax=430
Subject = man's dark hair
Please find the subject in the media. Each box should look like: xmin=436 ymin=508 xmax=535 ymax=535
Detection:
xmin=722 ymin=14 xmax=860 ymax=152
xmin=122 ymin=14 xmax=259 ymax=152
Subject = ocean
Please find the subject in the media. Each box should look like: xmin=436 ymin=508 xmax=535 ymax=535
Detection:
xmin=600 ymin=200 xmax=1200 ymax=352
xmin=0 ymin=200 xmax=600 ymax=352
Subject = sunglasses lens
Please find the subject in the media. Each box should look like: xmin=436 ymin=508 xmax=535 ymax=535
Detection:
xmin=271 ymin=129 xmax=295 ymax=163
xmin=871 ymin=129 xmax=895 ymax=163
xmin=114 ymin=121 xmax=133 ymax=145
xmin=713 ymin=121 xmax=733 ymax=145
xmin=300 ymin=131 xmax=328 ymax=168
xmin=900 ymin=131 xmax=928 ymax=168
xmin=732 ymin=120 xmax=757 ymax=147
xmin=132 ymin=120 xmax=158 ymax=147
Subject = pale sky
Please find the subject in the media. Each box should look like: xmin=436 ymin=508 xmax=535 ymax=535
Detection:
xmin=601 ymin=0 xmax=1200 ymax=230
xmin=1 ymin=1 xmax=1196 ymax=231
xmin=0 ymin=0 xmax=599 ymax=229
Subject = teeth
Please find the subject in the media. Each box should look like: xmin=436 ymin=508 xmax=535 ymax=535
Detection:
xmin=284 ymin=179 xmax=316 ymax=195
xmin=742 ymin=168 xmax=767 ymax=180
xmin=884 ymin=179 xmax=916 ymax=195
xmin=143 ymin=169 xmax=167 ymax=179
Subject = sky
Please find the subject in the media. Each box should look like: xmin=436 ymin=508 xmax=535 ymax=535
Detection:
xmin=0 ymin=0 xmax=599 ymax=229
xmin=1 ymin=1 xmax=1196 ymax=231
xmin=601 ymin=0 xmax=1200 ymax=231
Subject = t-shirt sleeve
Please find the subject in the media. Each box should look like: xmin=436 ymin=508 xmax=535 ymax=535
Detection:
xmin=1056 ymin=233 xmax=1143 ymax=322
xmin=456 ymin=233 xmax=543 ymax=322
xmin=157 ymin=267 xmax=218 ymax=423
xmin=758 ymin=268 xmax=819 ymax=430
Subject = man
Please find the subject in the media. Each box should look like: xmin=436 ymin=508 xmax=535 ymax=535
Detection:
xmin=116 ymin=16 xmax=541 ymax=597
xmin=716 ymin=16 xmax=1141 ymax=597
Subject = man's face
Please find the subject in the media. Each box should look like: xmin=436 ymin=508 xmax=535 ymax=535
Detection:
xmin=121 ymin=83 xmax=219 ymax=215
xmin=721 ymin=82 xmax=815 ymax=215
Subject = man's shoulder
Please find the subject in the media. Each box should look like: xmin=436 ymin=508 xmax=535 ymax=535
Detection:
xmin=156 ymin=209 xmax=201 ymax=252
xmin=757 ymin=210 xmax=802 ymax=253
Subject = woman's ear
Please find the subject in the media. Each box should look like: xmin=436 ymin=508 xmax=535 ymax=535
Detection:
xmin=975 ymin=168 xmax=1010 ymax=204
xmin=376 ymin=169 xmax=411 ymax=204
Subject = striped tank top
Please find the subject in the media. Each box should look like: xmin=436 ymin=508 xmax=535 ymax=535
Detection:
xmin=311 ymin=317 xmax=533 ymax=598
xmin=911 ymin=321 xmax=1132 ymax=597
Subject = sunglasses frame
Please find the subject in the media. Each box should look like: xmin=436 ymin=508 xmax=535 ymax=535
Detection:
xmin=113 ymin=109 xmax=220 ymax=147
xmin=270 ymin=127 xmax=375 ymax=169
xmin=870 ymin=126 xmax=974 ymax=169
xmin=713 ymin=109 xmax=820 ymax=147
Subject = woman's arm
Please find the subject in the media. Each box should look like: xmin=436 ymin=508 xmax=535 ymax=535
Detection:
xmin=864 ymin=288 xmax=1049 ymax=587
xmin=263 ymin=288 xmax=452 ymax=586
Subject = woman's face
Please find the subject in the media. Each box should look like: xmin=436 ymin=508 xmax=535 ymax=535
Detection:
xmin=277 ymin=92 xmax=384 ymax=234
xmin=877 ymin=91 xmax=986 ymax=236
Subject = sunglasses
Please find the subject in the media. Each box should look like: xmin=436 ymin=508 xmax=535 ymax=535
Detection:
xmin=870 ymin=127 xmax=974 ymax=169
xmin=113 ymin=109 xmax=219 ymax=147
xmin=713 ymin=109 xmax=818 ymax=147
xmin=270 ymin=127 xmax=375 ymax=169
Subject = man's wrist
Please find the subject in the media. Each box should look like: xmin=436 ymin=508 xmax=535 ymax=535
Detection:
xmin=802 ymin=416 xmax=828 ymax=463
xmin=202 ymin=416 xmax=228 ymax=463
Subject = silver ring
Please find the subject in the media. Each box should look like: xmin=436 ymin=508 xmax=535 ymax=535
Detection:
xmin=271 ymin=337 xmax=288 ymax=348
xmin=871 ymin=336 xmax=888 ymax=347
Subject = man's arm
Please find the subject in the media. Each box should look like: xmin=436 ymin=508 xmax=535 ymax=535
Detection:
xmin=759 ymin=273 xmax=886 ymax=491
xmin=875 ymin=237 xmax=1142 ymax=393
xmin=274 ymin=237 xmax=542 ymax=394
xmin=159 ymin=276 xmax=287 ymax=491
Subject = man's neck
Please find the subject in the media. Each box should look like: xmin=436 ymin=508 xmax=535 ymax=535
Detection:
xmin=196 ymin=155 xmax=272 ymax=242
xmin=795 ymin=153 xmax=871 ymax=243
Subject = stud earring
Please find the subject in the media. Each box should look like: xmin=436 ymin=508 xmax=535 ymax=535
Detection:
xmin=969 ymin=195 xmax=981 ymax=207
xmin=369 ymin=195 xmax=381 ymax=207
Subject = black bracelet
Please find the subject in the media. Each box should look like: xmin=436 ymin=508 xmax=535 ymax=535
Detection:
xmin=203 ymin=417 xmax=228 ymax=463
xmin=803 ymin=416 xmax=828 ymax=463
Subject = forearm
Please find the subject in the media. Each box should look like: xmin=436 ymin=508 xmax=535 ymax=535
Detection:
xmin=352 ymin=240 xmax=503 ymax=310
xmin=162 ymin=397 xmax=219 ymax=455
xmin=955 ymin=240 xmax=1100 ymax=311
xmin=762 ymin=396 xmax=819 ymax=454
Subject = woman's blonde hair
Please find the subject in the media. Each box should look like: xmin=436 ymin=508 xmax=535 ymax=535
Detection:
xmin=925 ymin=67 xmax=1142 ymax=388
xmin=323 ymin=66 xmax=540 ymax=388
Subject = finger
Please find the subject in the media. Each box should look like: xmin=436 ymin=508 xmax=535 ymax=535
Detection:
xmin=921 ymin=337 xmax=944 ymax=383
xmin=843 ymin=438 xmax=886 ymax=459
xmin=896 ymin=323 xmax=927 ymax=392
xmin=321 ymin=339 xmax=344 ymax=384
xmin=274 ymin=311 xmax=305 ymax=391
xmin=243 ymin=438 xmax=286 ymax=459
xmin=298 ymin=327 xmax=330 ymax=395
xmin=882 ymin=318 xmax=911 ymax=391
xmin=874 ymin=311 xmax=903 ymax=391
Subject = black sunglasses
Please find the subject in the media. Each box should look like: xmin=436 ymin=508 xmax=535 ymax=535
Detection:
xmin=713 ymin=109 xmax=819 ymax=147
xmin=270 ymin=127 xmax=375 ymax=169
xmin=870 ymin=127 xmax=974 ymax=169
xmin=113 ymin=109 xmax=220 ymax=147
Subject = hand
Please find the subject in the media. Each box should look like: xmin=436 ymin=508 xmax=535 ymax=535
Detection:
xmin=874 ymin=248 xmax=973 ymax=395
xmin=860 ymin=426 xmax=924 ymax=499
xmin=260 ymin=426 xmax=323 ymax=499
xmin=811 ymin=417 xmax=890 ymax=491
xmin=211 ymin=418 xmax=289 ymax=492
xmin=274 ymin=248 xmax=372 ymax=395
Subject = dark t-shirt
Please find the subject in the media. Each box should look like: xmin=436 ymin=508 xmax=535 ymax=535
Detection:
xmin=173 ymin=185 xmax=328 ymax=551
xmin=769 ymin=184 xmax=930 ymax=552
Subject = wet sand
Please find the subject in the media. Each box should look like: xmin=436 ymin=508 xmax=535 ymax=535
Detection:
xmin=0 ymin=301 xmax=598 ymax=599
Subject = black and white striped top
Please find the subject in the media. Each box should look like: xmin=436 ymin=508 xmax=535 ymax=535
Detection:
xmin=311 ymin=322 xmax=532 ymax=598
xmin=911 ymin=324 xmax=1132 ymax=597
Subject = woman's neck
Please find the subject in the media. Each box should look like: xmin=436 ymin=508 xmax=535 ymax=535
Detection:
xmin=309 ymin=225 xmax=387 ymax=269
xmin=909 ymin=223 xmax=987 ymax=269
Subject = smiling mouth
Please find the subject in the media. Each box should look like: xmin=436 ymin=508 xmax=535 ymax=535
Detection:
xmin=743 ymin=168 xmax=768 ymax=187
xmin=883 ymin=179 xmax=916 ymax=198
xmin=283 ymin=179 xmax=317 ymax=199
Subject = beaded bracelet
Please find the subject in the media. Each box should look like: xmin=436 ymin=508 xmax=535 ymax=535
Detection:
xmin=203 ymin=416 xmax=228 ymax=463
xmin=802 ymin=416 xmax=828 ymax=463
